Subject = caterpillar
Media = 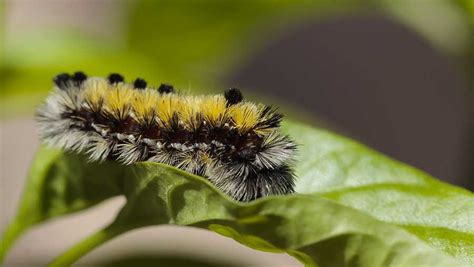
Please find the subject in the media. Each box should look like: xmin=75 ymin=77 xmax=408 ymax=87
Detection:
xmin=36 ymin=71 xmax=297 ymax=201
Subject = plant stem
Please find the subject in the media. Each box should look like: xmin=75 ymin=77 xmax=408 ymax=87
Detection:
xmin=0 ymin=222 xmax=26 ymax=264
xmin=47 ymin=224 xmax=128 ymax=267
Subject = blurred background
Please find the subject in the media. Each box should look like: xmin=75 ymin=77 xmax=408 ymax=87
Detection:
xmin=1 ymin=0 xmax=473 ymax=266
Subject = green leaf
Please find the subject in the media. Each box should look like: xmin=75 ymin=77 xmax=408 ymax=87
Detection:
xmin=0 ymin=148 xmax=125 ymax=262
xmin=286 ymin=122 xmax=474 ymax=265
xmin=2 ymin=121 xmax=472 ymax=267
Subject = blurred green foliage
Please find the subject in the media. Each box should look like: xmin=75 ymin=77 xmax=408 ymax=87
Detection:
xmin=125 ymin=0 xmax=361 ymax=85
xmin=2 ymin=0 xmax=471 ymax=117
xmin=0 ymin=0 xmax=356 ymax=117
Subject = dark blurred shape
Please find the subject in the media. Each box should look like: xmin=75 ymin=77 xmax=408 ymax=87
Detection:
xmin=53 ymin=73 xmax=71 ymax=90
xmin=72 ymin=71 xmax=88 ymax=86
xmin=158 ymin=83 xmax=175 ymax=94
xmin=134 ymin=78 xmax=148 ymax=89
xmin=108 ymin=73 xmax=125 ymax=84
xmin=95 ymin=254 xmax=245 ymax=267
xmin=225 ymin=88 xmax=244 ymax=106
xmin=228 ymin=16 xmax=470 ymax=189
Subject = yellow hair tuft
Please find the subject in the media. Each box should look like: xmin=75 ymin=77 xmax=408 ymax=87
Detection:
xmin=201 ymin=95 xmax=227 ymax=126
xmin=81 ymin=78 xmax=109 ymax=111
xmin=132 ymin=89 xmax=159 ymax=125
xmin=104 ymin=83 xmax=135 ymax=120
xmin=228 ymin=102 xmax=259 ymax=132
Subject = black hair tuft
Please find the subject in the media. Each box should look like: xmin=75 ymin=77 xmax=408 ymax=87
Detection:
xmin=224 ymin=88 xmax=243 ymax=106
xmin=133 ymin=78 xmax=147 ymax=89
xmin=108 ymin=73 xmax=124 ymax=84
xmin=53 ymin=73 xmax=71 ymax=90
xmin=72 ymin=71 xmax=87 ymax=86
xmin=158 ymin=83 xmax=174 ymax=94
xmin=255 ymin=106 xmax=283 ymax=129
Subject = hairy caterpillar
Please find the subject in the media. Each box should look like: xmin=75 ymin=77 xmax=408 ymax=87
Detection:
xmin=36 ymin=71 xmax=297 ymax=201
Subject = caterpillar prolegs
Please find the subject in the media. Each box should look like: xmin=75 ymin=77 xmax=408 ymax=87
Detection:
xmin=36 ymin=72 xmax=297 ymax=201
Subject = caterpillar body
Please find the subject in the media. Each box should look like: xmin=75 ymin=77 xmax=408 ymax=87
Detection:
xmin=36 ymin=72 xmax=297 ymax=201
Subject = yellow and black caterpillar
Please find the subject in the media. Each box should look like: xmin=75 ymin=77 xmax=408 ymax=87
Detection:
xmin=36 ymin=71 xmax=297 ymax=201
